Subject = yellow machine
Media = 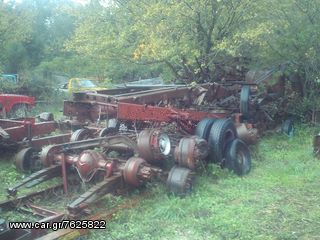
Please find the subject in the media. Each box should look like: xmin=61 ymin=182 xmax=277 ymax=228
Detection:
xmin=61 ymin=78 xmax=107 ymax=92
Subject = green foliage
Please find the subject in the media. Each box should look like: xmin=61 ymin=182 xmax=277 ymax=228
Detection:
xmin=0 ymin=0 xmax=320 ymax=114
xmin=0 ymin=2 xmax=33 ymax=72
xmin=0 ymin=0 xmax=78 ymax=74
xmin=237 ymin=0 xmax=320 ymax=98
xmin=66 ymin=0 xmax=256 ymax=82
xmin=0 ymin=78 xmax=21 ymax=93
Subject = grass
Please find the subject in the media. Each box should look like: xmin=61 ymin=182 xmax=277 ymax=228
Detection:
xmin=86 ymin=125 xmax=320 ymax=240
xmin=1 ymin=123 xmax=320 ymax=239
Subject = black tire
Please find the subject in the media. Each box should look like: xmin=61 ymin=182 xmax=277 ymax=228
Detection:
xmin=225 ymin=139 xmax=251 ymax=176
xmin=281 ymin=119 xmax=294 ymax=136
xmin=208 ymin=118 xmax=237 ymax=164
xmin=166 ymin=166 xmax=195 ymax=197
xmin=195 ymin=118 xmax=216 ymax=140
xmin=99 ymin=127 xmax=118 ymax=137
xmin=14 ymin=147 xmax=39 ymax=173
xmin=240 ymin=85 xmax=250 ymax=118
xmin=70 ymin=128 xmax=91 ymax=142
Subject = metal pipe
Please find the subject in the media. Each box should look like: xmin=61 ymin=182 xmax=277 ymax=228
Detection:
xmin=61 ymin=153 xmax=68 ymax=194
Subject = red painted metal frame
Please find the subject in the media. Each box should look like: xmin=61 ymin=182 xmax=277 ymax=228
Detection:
xmin=63 ymin=101 xmax=118 ymax=122
xmin=117 ymin=102 xmax=227 ymax=122
xmin=72 ymin=83 xmax=232 ymax=104
xmin=63 ymin=101 xmax=228 ymax=125
xmin=0 ymin=118 xmax=35 ymax=128
xmin=63 ymin=83 xmax=233 ymax=124
xmin=0 ymin=120 xmax=58 ymax=142
xmin=0 ymin=94 xmax=35 ymax=114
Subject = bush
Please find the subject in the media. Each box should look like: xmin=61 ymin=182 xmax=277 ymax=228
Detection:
xmin=0 ymin=72 xmax=60 ymax=103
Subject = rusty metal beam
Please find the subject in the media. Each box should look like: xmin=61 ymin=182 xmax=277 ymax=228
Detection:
xmin=25 ymin=133 xmax=71 ymax=150
xmin=117 ymin=102 xmax=227 ymax=122
xmin=64 ymin=100 xmax=228 ymax=126
xmin=63 ymin=83 xmax=235 ymax=126
xmin=0 ymin=184 xmax=63 ymax=211
xmin=72 ymin=86 xmax=181 ymax=102
xmin=37 ymin=193 xmax=147 ymax=240
xmin=47 ymin=135 xmax=138 ymax=154
xmin=67 ymin=174 xmax=122 ymax=216
xmin=1 ymin=121 xmax=57 ymax=142
xmin=7 ymin=165 xmax=62 ymax=196
xmin=63 ymin=101 xmax=118 ymax=122
xmin=0 ymin=118 xmax=35 ymax=128
xmin=27 ymin=204 xmax=62 ymax=218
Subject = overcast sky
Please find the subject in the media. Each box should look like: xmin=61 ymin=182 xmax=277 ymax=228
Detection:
xmin=72 ymin=0 xmax=90 ymax=5
xmin=3 ymin=0 xmax=90 ymax=4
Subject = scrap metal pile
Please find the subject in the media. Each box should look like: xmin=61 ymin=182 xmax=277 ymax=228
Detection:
xmin=0 ymin=82 xmax=266 ymax=239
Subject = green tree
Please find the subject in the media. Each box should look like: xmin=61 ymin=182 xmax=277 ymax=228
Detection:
xmin=0 ymin=0 xmax=78 ymax=75
xmin=0 ymin=1 xmax=33 ymax=72
xmin=67 ymin=0 xmax=256 ymax=82
xmin=237 ymin=0 xmax=320 ymax=96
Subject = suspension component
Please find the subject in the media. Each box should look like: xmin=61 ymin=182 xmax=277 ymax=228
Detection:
xmin=70 ymin=128 xmax=91 ymax=142
xmin=122 ymin=157 xmax=161 ymax=187
xmin=137 ymin=129 xmax=171 ymax=163
xmin=174 ymin=136 xmax=208 ymax=170
xmin=14 ymin=147 xmax=40 ymax=173
xmin=236 ymin=123 xmax=258 ymax=145
xmin=40 ymin=145 xmax=60 ymax=167
xmin=74 ymin=150 xmax=114 ymax=182
xmin=166 ymin=166 xmax=195 ymax=196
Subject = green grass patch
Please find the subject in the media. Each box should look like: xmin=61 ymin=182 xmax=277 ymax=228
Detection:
xmin=86 ymin=125 xmax=320 ymax=240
